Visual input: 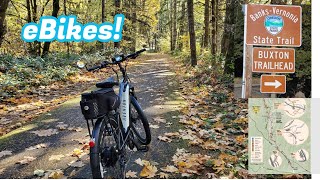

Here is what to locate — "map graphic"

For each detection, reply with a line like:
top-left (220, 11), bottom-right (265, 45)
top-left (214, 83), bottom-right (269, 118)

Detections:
top-left (248, 98), bottom-right (310, 174)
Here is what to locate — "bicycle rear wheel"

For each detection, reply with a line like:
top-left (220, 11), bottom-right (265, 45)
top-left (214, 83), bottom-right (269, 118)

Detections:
top-left (90, 115), bottom-right (126, 179)
top-left (130, 96), bottom-right (151, 145)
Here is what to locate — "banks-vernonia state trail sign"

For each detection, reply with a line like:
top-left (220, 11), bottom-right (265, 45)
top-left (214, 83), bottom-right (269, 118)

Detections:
top-left (246, 4), bottom-right (302, 47)
top-left (241, 4), bottom-right (302, 98)
top-left (252, 48), bottom-right (295, 73)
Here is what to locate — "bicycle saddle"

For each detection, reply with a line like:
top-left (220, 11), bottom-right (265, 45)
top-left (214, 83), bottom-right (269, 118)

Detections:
top-left (96, 77), bottom-right (119, 88)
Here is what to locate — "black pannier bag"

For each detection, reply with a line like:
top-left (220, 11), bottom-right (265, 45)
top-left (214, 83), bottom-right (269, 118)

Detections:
top-left (80, 88), bottom-right (120, 119)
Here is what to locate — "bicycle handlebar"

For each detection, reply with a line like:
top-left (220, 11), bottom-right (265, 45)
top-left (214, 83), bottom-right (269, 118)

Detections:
top-left (86, 49), bottom-right (146, 72)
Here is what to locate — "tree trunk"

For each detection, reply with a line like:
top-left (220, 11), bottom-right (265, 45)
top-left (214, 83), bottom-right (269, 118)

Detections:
top-left (187, 0), bottom-right (197, 66)
top-left (171, 0), bottom-right (177, 51)
top-left (203, 0), bottom-right (209, 48)
top-left (178, 0), bottom-right (186, 50)
top-left (0, 0), bottom-right (10, 47)
top-left (42, 0), bottom-right (60, 57)
top-left (64, 0), bottom-right (70, 57)
top-left (211, 0), bottom-right (216, 56)
top-left (292, 0), bottom-right (302, 5)
top-left (215, 0), bottom-right (219, 52)
top-left (114, 0), bottom-right (121, 49)
top-left (101, 0), bottom-right (105, 49)
top-left (222, 0), bottom-right (236, 75)
top-left (169, 0), bottom-right (173, 51)
top-left (131, 0), bottom-right (137, 52)
top-left (271, 0), bottom-right (286, 4)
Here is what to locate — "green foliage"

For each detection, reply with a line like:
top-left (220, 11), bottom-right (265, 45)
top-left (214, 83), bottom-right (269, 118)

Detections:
top-left (0, 51), bottom-right (110, 99)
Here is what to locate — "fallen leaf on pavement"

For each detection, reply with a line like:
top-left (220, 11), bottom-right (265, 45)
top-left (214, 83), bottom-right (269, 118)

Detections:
top-left (126, 170), bottom-right (137, 178)
top-left (0, 150), bottom-right (12, 158)
top-left (160, 165), bottom-right (178, 173)
top-left (31, 129), bottom-right (58, 137)
top-left (159, 172), bottom-right (169, 179)
top-left (47, 169), bottom-right (65, 179)
top-left (71, 148), bottom-right (84, 157)
top-left (26, 143), bottom-right (49, 151)
top-left (69, 170), bottom-right (76, 177)
top-left (153, 117), bottom-right (166, 123)
top-left (140, 162), bottom-right (158, 178)
top-left (49, 154), bottom-right (65, 161)
top-left (33, 169), bottom-right (45, 177)
top-left (0, 168), bottom-right (5, 174)
top-left (158, 136), bottom-right (172, 142)
top-left (135, 158), bottom-right (144, 166)
top-left (150, 124), bottom-right (160, 129)
top-left (56, 123), bottom-right (68, 130)
top-left (16, 156), bottom-right (36, 165)
top-left (68, 160), bottom-right (85, 168)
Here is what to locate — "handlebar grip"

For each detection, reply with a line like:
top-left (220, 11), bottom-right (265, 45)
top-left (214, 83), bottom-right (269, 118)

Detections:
top-left (136, 48), bottom-right (146, 54)
top-left (87, 65), bottom-right (101, 71)
top-left (125, 49), bottom-right (146, 59)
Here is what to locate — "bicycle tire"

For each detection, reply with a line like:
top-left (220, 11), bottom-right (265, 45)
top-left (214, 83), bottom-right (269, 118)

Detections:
top-left (90, 116), bottom-right (125, 179)
top-left (130, 96), bottom-right (151, 145)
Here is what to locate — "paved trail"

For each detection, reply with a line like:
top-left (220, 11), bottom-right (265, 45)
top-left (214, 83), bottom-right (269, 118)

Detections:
top-left (0, 54), bottom-right (193, 178)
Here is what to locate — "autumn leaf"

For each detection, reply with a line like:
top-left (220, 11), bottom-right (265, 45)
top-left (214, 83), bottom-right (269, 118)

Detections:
top-left (150, 124), bottom-right (160, 129)
top-left (159, 172), bottom-right (169, 179)
top-left (153, 117), bottom-right (166, 123)
top-left (69, 170), bottom-right (76, 177)
top-left (56, 123), bottom-right (68, 130)
top-left (33, 169), bottom-right (45, 177)
top-left (125, 170), bottom-right (137, 178)
top-left (26, 143), bottom-right (49, 151)
top-left (31, 128), bottom-right (58, 137)
top-left (135, 158), bottom-right (144, 166)
top-left (140, 163), bottom-right (158, 178)
top-left (164, 132), bottom-right (180, 137)
top-left (68, 160), bottom-right (85, 168)
top-left (0, 150), bottom-right (12, 158)
top-left (71, 148), bottom-right (84, 157)
top-left (235, 135), bottom-right (246, 144)
top-left (49, 154), bottom-right (65, 161)
top-left (206, 173), bottom-right (217, 179)
top-left (47, 169), bottom-right (65, 179)
top-left (16, 156), bottom-right (36, 165)
top-left (158, 136), bottom-right (172, 142)
top-left (160, 165), bottom-right (178, 173)
top-left (135, 158), bottom-right (150, 166)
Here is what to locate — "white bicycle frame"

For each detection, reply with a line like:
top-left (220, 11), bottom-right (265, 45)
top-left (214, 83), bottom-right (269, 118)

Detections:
top-left (119, 80), bottom-right (130, 133)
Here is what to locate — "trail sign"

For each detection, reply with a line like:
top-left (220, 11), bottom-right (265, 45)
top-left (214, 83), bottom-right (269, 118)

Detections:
top-left (260, 75), bottom-right (286, 94)
top-left (252, 48), bottom-right (295, 73)
top-left (246, 4), bottom-right (302, 47)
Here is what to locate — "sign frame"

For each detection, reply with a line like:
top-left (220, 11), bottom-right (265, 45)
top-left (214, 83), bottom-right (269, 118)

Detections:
top-left (260, 75), bottom-right (286, 94)
top-left (246, 4), bottom-right (302, 47)
top-left (252, 47), bottom-right (295, 73)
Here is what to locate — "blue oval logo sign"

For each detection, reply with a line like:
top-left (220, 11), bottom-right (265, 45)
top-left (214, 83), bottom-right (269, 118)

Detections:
top-left (264, 15), bottom-right (284, 35)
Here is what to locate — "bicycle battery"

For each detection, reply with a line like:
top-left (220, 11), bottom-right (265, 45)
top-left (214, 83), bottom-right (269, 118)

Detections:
top-left (80, 88), bottom-right (120, 119)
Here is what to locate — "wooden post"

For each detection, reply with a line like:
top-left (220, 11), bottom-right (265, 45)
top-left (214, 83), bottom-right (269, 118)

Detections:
top-left (245, 45), bottom-right (253, 98)
top-left (270, 46), bottom-right (277, 98)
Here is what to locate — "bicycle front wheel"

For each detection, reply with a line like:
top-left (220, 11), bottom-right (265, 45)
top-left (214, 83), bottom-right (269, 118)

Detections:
top-left (130, 96), bottom-right (151, 145)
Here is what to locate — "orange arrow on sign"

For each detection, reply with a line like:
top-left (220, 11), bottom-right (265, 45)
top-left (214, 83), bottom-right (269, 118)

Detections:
top-left (260, 75), bottom-right (286, 94)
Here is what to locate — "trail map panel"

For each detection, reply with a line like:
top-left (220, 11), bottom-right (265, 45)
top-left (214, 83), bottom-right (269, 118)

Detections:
top-left (249, 98), bottom-right (310, 174)
top-left (246, 4), bottom-right (302, 47)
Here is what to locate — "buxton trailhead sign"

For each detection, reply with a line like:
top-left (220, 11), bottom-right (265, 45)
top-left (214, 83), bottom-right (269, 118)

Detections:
top-left (252, 48), bottom-right (295, 73)
top-left (246, 4), bottom-right (302, 47)
top-left (241, 4), bottom-right (302, 98)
